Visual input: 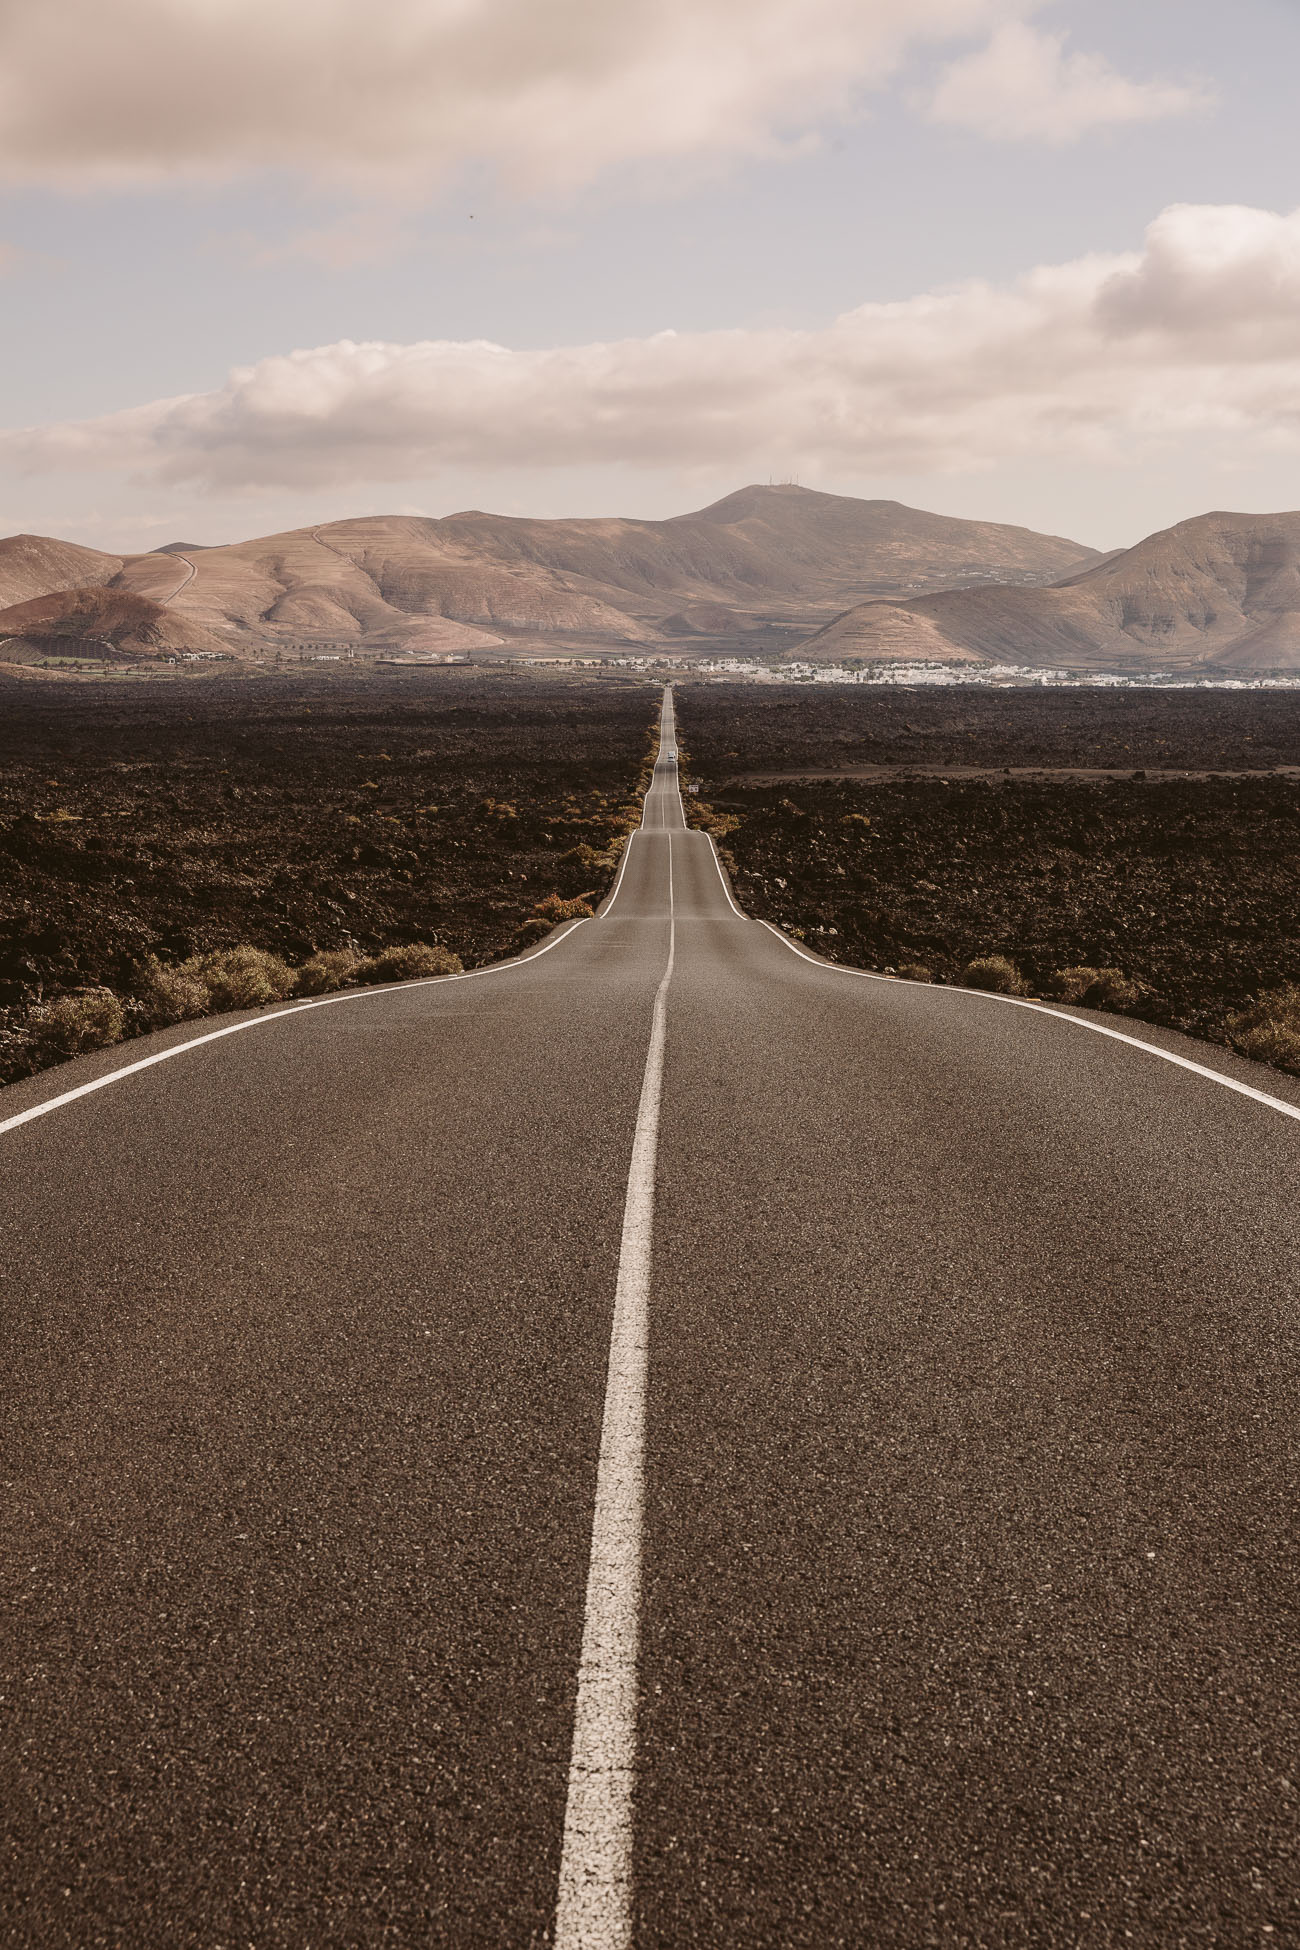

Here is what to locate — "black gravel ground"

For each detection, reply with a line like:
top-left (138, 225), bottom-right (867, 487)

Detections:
top-left (676, 684), bottom-right (1300, 1047)
top-left (0, 668), bottom-right (657, 1080)
top-left (677, 681), bottom-right (1300, 773)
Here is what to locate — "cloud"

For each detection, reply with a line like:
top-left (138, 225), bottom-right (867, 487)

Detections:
top-left (0, 0), bottom-right (1067, 194)
top-left (925, 19), bottom-right (1209, 143)
top-left (8, 203), bottom-right (1300, 491)
top-left (1095, 204), bottom-right (1300, 345)
top-left (214, 209), bottom-right (422, 272)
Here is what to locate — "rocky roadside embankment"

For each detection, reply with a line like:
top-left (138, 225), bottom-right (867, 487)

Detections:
top-left (0, 670), bottom-right (658, 1085)
top-left (678, 685), bottom-right (1300, 1073)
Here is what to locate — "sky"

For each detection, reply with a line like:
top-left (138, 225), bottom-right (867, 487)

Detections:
top-left (2, 0), bottom-right (1300, 553)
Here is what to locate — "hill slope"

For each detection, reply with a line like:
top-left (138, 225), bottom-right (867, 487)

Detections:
top-left (0, 487), bottom-right (1100, 657)
top-left (678, 486), bottom-right (1094, 606)
top-left (0, 535), bottom-right (123, 610)
top-left (0, 586), bottom-right (235, 660)
top-left (800, 512), bottom-right (1300, 671)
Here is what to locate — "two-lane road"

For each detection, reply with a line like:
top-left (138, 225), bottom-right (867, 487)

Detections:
top-left (3, 690), bottom-right (1297, 1945)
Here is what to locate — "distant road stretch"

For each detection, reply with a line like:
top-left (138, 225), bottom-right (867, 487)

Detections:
top-left (3, 690), bottom-right (1297, 1947)
top-left (168, 556), bottom-right (197, 600)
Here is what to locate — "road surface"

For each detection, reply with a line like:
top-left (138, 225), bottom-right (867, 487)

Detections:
top-left (161, 555), bottom-right (198, 604)
top-left (3, 690), bottom-right (1297, 1946)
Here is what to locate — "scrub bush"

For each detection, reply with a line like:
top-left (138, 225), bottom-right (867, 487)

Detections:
top-left (186, 945), bottom-right (296, 1010)
top-left (354, 942), bottom-right (462, 983)
top-left (531, 893), bottom-right (595, 924)
top-left (960, 955), bottom-right (1030, 996)
top-left (1081, 967), bottom-right (1144, 1012)
top-left (1044, 964), bottom-right (1144, 1011)
top-left (32, 989), bottom-right (125, 1056)
top-left (1226, 985), bottom-right (1300, 1074)
top-left (136, 955), bottom-right (210, 1024)
top-left (294, 949), bottom-right (364, 995)
top-left (1043, 964), bottom-right (1099, 1003)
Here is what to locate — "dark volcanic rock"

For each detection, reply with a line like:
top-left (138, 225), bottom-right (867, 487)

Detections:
top-left (0, 669), bottom-right (655, 1080)
top-left (678, 684), bottom-right (1300, 1050)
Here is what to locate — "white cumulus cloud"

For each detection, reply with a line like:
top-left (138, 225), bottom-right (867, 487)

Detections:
top-left (7, 204), bottom-right (1300, 491)
top-left (0, 0), bottom-right (1168, 193)
top-left (926, 19), bottom-right (1209, 143)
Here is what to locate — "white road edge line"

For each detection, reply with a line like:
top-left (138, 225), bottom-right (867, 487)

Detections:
top-left (756, 918), bottom-right (1300, 1127)
top-left (704, 832), bottom-right (746, 919)
top-left (2, 687), bottom-right (679, 1136)
top-left (0, 918), bottom-right (589, 1140)
top-left (600, 831), bottom-right (638, 917)
top-left (554, 739), bottom-right (676, 1950)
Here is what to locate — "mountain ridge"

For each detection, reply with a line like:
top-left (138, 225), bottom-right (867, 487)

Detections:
top-left (0, 486), bottom-right (1099, 661)
top-left (800, 510), bottom-right (1300, 671)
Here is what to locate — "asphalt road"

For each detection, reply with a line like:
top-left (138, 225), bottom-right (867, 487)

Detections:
top-left (3, 690), bottom-right (1297, 1947)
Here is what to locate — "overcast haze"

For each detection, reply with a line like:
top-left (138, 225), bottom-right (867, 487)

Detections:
top-left (2, 0), bottom-right (1299, 551)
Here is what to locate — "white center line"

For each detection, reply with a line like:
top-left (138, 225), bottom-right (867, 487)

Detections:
top-left (554, 834), bottom-right (675, 1950)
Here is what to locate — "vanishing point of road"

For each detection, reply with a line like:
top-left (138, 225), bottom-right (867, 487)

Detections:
top-left (3, 690), bottom-right (1297, 1946)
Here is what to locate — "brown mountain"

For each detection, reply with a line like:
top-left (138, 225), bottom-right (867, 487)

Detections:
top-left (665, 486), bottom-right (1096, 609)
top-left (0, 586), bottom-right (233, 660)
top-left (0, 487), bottom-right (1099, 658)
top-left (0, 534), bottom-right (123, 610)
top-left (800, 511), bottom-right (1300, 671)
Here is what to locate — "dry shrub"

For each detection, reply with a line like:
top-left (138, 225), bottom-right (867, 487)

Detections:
top-left (0, 1016), bottom-right (32, 1081)
top-left (512, 918), bottom-right (554, 947)
top-left (961, 954), bottom-right (1030, 996)
top-left (295, 949), bottom-right (363, 995)
top-left (1043, 964), bottom-right (1100, 1003)
top-left (354, 942), bottom-right (462, 984)
top-left (136, 954), bottom-right (210, 1025)
top-left (186, 945), bottom-right (296, 1011)
top-left (896, 963), bottom-right (932, 983)
top-left (1226, 986), bottom-right (1300, 1074)
top-left (1044, 964), bottom-right (1143, 1011)
top-left (561, 842), bottom-right (614, 871)
top-left (531, 893), bottom-right (595, 924)
top-left (32, 988), bottom-right (124, 1057)
top-left (1082, 967), bottom-right (1144, 1012)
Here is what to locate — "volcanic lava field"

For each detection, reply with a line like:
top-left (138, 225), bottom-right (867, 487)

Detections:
top-left (3, 668), bottom-right (1300, 1084)
top-left (677, 683), bottom-right (1300, 1054)
top-left (0, 669), bottom-right (655, 1083)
